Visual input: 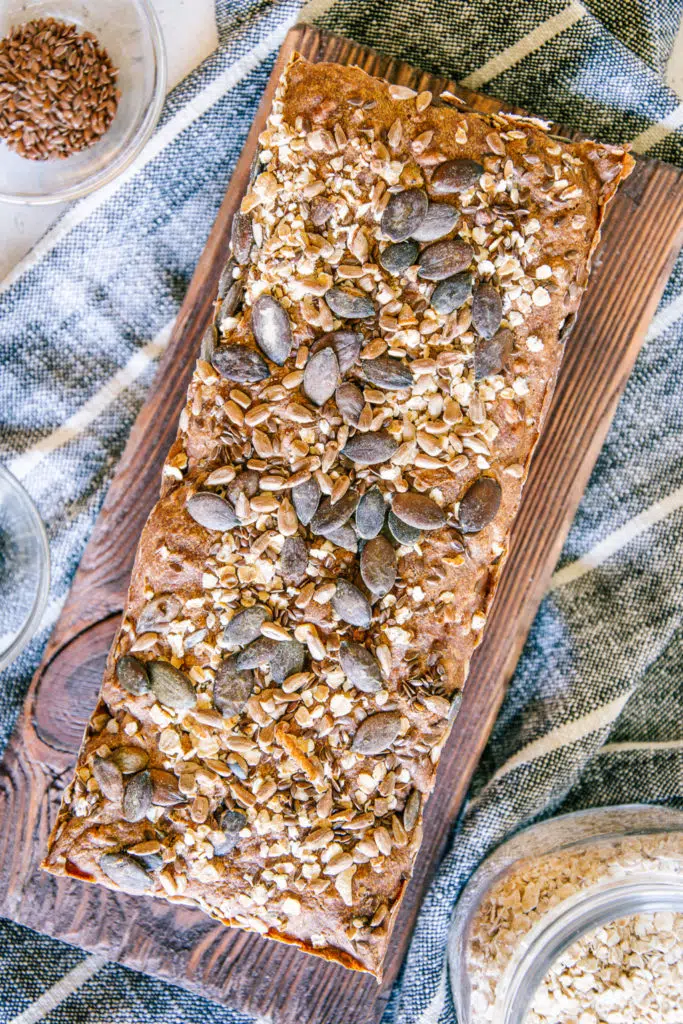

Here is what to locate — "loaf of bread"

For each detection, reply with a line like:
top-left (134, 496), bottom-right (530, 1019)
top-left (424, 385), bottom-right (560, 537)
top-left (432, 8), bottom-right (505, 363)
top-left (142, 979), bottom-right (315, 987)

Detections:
top-left (42, 54), bottom-right (633, 977)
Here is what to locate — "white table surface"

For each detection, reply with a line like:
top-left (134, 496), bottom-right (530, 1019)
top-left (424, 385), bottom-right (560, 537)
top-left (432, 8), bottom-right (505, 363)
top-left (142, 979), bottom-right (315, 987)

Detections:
top-left (0, 0), bottom-right (218, 283)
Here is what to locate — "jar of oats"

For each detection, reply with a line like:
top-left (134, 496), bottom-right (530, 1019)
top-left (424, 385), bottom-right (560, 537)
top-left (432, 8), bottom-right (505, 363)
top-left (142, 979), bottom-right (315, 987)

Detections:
top-left (448, 806), bottom-right (683, 1024)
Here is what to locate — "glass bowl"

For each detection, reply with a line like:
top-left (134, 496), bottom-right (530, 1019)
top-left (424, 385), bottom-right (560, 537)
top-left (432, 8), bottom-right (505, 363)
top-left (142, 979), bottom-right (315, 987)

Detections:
top-left (0, 0), bottom-right (167, 205)
top-left (0, 466), bottom-right (50, 671)
top-left (448, 805), bottom-right (683, 1024)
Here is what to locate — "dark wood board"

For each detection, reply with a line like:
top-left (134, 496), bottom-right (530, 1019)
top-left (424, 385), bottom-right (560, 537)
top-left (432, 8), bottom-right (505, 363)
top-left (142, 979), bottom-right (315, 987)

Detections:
top-left (2, 23), bottom-right (683, 1024)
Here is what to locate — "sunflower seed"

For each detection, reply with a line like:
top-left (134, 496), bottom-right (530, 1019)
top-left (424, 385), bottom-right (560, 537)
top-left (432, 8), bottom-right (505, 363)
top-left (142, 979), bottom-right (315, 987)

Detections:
top-left (150, 769), bottom-right (185, 806)
top-left (115, 655), bottom-right (150, 696)
top-left (324, 522), bottom-right (359, 553)
top-left (475, 328), bottom-right (513, 379)
top-left (381, 188), bottom-right (428, 241)
top-left (351, 711), bottom-right (402, 755)
top-left (92, 756), bottom-right (123, 803)
top-left (292, 476), bottom-right (321, 526)
top-left (224, 605), bottom-right (271, 646)
top-left (213, 655), bottom-right (255, 717)
top-left (403, 789), bottom-right (421, 831)
top-left (332, 580), bottom-right (372, 628)
top-left (431, 158), bottom-right (484, 194)
top-left (326, 288), bottom-right (376, 320)
top-left (379, 240), bottom-right (419, 275)
top-left (231, 211), bottom-right (252, 264)
top-left (212, 344), bottom-right (269, 383)
top-left (310, 330), bottom-right (362, 373)
top-left (217, 258), bottom-right (236, 300)
top-left (339, 641), bottom-right (383, 693)
top-left (200, 324), bottom-right (215, 362)
top-left (360, 535), bottom-right (397, 596)
top-left (137, 593), bottom-right (181, 634)
top-left (251, 295), bottom-right (292, 365)
top-left (458, 476), bottom-right (502, 533)
top-left (431, 272), bottom-right (473, 314)
top-left (342, 430), bottom-right (398, 466)
top-left (355, 486), bottom-right (386, 539)
top-left (147, 661), bottom-right (196, 709)
top-left (111, 747), bottom-right (149, 774)
top-left (387, 510), bottom-right (422, 545)
top-left (418, 239), bottom-right (473, 281)
top-left (187, 492), bottom-right (238, 531)
top-left (100, 852), bottom-right (152, 893)
top-left (471, 283), bottom-right (503, 339)
top-left (361, 355), bottom-right (414, 391)
top-left (411, 202), bottom-right (460, 241)
top-left (123, 770), bottom-right (152, 822)
top-left (212, 808), bottom-right (248, 855)
top-left (311, 490), bottom-right (360, 536)
top-left (281, 536), bottom-right (309, 582)
top-left (216, 278), bottom-right (244, 330)
top-left (226, 470), bottom-right (259, 505)
top-left (392, 492), bottom-right (446, 530)
top-left (303, 347), bottom-right (340, 407)
top-left (335, 382), bottom-right (365, 426)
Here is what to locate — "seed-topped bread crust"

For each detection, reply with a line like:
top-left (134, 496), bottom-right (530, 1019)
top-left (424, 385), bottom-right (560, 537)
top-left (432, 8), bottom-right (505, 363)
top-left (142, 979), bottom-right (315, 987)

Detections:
top-left (42, 55), bottom-right (633, 977)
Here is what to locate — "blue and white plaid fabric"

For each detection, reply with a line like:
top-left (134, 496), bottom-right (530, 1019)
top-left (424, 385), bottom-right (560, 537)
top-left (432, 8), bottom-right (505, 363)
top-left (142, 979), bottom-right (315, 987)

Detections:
top-left (1, 2), bottom-right (682, 1022)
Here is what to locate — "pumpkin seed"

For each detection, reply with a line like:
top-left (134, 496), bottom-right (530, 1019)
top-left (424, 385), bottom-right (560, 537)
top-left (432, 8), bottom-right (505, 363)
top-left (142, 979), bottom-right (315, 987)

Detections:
top-left (418, 239), bottom-right (474, 281)
top-left (92, 756), bottom-right (123, 803)
top-left (381, 188), bottom-right (428, 241)
top-left (310, 330), bottom-right (361, 373)
top-left (115, 655), bottom-right (150, 696)
top-left (111, 746), bottom-right (149, 774)
top-left (387, 510), bottom-right (421, 545)
top-left (361, 355), bottom-right (413, 390)
top-left (150, 769), bottom-right (185, 806)
top-left (411, 202), bottom-right (460, 241)
top-left (231, 211), bottom-right (252, 264)
top-left (223, 605), bottom-right (271, 646)
top-left (280, 535), bottom-right (309, 582)
top-left (212, 808), bottom-right (248, 855)
top-left (355, 486), bottom-right (386, 539)
top-left (360, 535), bottom-right (397, 596)
top-left (351, 711), bottom-right (402, 755)
top-left (431, 271), bottom-right (473, 314)
top-left (122, 770), bottom-right (152, 822)
top-left (431, 158), bottom-right (484, 194)
top-left (403, 789), bottom-right (421, 831)
top-left (458, 476), bottom-right (502, 533)
top-left (339, 641), bottom-right (383, 693)
top-left (100, 852), bottom-right (152, 892)
top-left (137, 593), bottom-right (181, 634)
top-left (332, 579), bottom-right (372, 628)
top-left (251, 295), bottom-right (292, 366)
top-left (392, 492), bottom-right (446, 530)
top-left (147, 661), bottom-right (197, 709)
top-left (303, 347), bottom-right (340, 407)
top-left (269, 640), bottom-right (305, 684)
top-left (186, 492), bottom-right (238, 532)
top-left (213, 655), bottom-right (255, 717)
top-left (324, 522), bottom-right (359, 553)
top-left (217, 258), bottom-right (236, 300)
top-left (310, 490), bottom-right (360, 536)
top-left (200, 323), bottom-right (215, 362)
top-left (335, 382), bottom-right (364, 426)
top-left (292, 476), bottom-right (321, 526)
top-left (471, 283), bottom-right (503, 339)
top-left (379, 240), bottom-right (419, 275)
top-left (475, 328), bottom-right (513, 379)
top-left (325, 287), bottom-right (376, 320)
top-left (212, 343), bottom-right (270, 383)
top-left (342, 429), bottom-right (398, 466)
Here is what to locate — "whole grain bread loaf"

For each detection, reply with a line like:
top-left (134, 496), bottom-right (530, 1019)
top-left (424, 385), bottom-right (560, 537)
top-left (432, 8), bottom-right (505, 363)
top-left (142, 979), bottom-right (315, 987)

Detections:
top-left (42, 54), bottom-right (634, 977)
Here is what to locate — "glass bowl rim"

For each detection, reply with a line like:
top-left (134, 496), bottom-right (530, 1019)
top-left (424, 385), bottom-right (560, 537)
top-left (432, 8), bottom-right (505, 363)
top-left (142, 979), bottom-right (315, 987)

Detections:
top-left (0, 0), bottom-right (167, 206)
top-left (0, 465), bottom-right (51, 672)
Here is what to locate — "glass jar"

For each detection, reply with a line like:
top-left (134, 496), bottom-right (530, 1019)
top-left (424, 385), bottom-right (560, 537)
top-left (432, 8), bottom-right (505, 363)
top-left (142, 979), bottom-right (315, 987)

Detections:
top-left (448, 804), bottom-right (683, 1024)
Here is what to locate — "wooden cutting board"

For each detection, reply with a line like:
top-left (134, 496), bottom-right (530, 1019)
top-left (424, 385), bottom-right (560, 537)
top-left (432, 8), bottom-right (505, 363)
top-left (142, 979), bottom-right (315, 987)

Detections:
top-left (2, 23), bottom-right (683, 1024)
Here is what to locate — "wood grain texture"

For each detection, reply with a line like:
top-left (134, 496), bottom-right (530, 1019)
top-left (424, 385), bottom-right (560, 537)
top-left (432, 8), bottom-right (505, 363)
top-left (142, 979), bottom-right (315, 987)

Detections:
top-left (2, 23), bottom-right (683, 1024)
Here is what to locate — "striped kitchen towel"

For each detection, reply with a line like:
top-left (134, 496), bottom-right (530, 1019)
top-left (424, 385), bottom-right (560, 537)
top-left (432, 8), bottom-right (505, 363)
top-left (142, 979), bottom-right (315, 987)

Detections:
top-left (1, 1), bottom-right (682, 1023)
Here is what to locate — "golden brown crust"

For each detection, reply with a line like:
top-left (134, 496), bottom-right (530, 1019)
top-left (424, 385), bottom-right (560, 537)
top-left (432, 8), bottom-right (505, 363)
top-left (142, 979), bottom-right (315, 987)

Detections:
top-left (42, 55), bottom-right (633, 978)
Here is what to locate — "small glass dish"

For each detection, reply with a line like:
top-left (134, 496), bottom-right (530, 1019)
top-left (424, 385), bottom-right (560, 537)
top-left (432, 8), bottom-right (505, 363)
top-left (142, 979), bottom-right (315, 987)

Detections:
top-left (0, 0), bottom-right (167, 205)
top-left (449, 805), bottom-right (683, 1024)
top-left (0, 466), bottom-right (50, 671)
